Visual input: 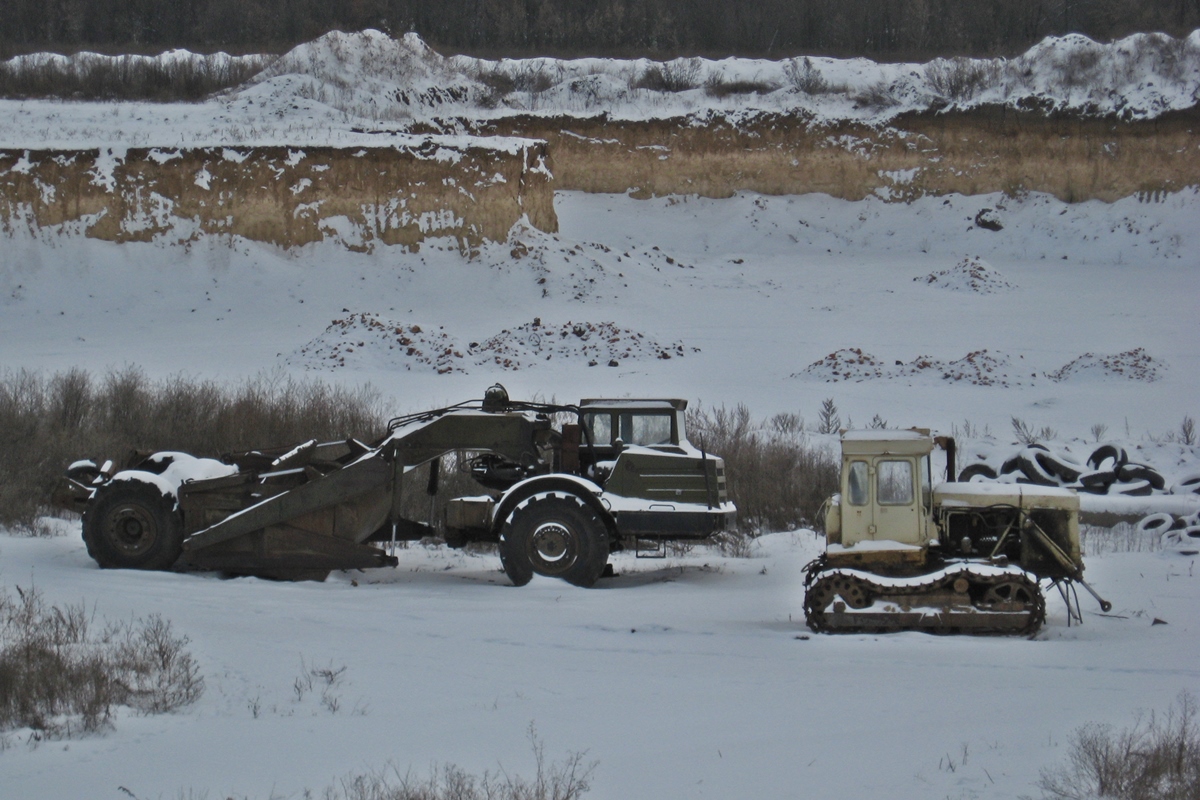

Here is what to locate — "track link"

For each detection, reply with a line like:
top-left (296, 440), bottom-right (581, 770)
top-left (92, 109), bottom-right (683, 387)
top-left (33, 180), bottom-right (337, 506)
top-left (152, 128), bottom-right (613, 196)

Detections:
top-left (803, 558), bottom-right (1046, 636)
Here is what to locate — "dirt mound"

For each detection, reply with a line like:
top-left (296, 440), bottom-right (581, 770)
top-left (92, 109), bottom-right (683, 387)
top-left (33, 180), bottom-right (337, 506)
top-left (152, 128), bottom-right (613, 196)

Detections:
top-left (914, 256), bottom-right (1015, 294)
top-left (289, 314), bottom-right (690, 373)
top-left (290, 314), bottom-right (467, 373)
top-left (472, 319), bottom-right (688, 370)
top-left (796, 347), bottom-right (1021, 386)
top-left (1047, 348), bottom-right (1165, 382)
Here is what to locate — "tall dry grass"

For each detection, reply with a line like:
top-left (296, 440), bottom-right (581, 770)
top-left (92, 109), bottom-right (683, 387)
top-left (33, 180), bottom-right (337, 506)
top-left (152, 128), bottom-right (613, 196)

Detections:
top-left (0, 367), bottom-right (385, 530)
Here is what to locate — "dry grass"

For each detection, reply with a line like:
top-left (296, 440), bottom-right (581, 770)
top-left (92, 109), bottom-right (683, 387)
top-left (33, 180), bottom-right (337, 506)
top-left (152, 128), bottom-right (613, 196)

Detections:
top-left (509, 107), bottom-right (1200, 202)
top-left (1035, 692), bottom-right (1200, 800)
top-left (0, 367), bottom-right (386, 530)
top-left (320, 724), bottom-right (594, 800)
top-left (0, 585), bottom-right (203, 739)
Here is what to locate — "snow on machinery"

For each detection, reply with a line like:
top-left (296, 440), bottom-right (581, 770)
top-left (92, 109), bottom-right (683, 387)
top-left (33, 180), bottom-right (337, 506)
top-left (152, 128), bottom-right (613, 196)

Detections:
top-left (804, 429), bottom-right (1111, 635)
top-left (54, 385), bottom-right (735, 586)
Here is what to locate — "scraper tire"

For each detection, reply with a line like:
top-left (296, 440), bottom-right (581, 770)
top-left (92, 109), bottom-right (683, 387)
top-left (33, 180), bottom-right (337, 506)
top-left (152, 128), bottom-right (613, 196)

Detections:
top-left (500, 494), bottom-right (608, 588)
top-left (83, 481), bottom-right (183, 570)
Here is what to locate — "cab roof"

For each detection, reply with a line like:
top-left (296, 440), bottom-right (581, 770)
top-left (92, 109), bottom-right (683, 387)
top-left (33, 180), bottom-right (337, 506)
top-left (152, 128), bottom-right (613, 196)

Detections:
top-left (579, 399), bottom-right (687, 411)
top-left (841, 428), bottom-right (933, 456)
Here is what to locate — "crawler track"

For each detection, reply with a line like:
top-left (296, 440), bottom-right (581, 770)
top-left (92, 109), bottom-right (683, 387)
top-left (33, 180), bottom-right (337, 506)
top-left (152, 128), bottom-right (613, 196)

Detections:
top-left (803, 558), bottom-right (1046, 636)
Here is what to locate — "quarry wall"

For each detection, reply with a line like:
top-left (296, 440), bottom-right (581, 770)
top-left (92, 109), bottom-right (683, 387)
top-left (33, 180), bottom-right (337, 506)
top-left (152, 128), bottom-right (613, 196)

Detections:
top-left (0, 141), bottom-right (556, 250)
top-left (0, 108), bottom-right (1194, 251)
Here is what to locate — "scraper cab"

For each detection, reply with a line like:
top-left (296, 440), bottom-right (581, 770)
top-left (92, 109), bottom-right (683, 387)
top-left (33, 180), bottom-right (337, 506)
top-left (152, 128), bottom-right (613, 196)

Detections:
top-left (804, 429), bottom-right (1110, 635)
top-left (55, 385), bottom-right (735, 586)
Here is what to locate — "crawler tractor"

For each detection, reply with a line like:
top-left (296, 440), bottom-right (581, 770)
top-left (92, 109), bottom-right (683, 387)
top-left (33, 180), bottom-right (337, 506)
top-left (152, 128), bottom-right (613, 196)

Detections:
top-left (804, 430), bottom-right (1110, 635)
top-left (56, 385), bottom-right (734, 586)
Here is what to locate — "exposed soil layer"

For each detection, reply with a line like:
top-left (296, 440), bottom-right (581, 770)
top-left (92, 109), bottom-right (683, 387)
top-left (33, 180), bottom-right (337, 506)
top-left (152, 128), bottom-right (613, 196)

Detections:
top-left (0, 142), bottom-right (556, 250)
top-left (461, 106), bottom-right (1200, 201)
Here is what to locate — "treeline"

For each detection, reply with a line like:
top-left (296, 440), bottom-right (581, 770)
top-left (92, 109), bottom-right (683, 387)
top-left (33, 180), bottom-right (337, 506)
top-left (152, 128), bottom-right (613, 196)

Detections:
top-left (3, 0), bottom-right (1199, 58)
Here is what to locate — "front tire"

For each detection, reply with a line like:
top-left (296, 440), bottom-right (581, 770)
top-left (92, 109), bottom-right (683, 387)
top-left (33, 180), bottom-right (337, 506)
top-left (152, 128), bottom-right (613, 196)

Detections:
top-left (499, 494), bottom-right (608, 588)
top-left (83, 481), bottom-right (184, 570)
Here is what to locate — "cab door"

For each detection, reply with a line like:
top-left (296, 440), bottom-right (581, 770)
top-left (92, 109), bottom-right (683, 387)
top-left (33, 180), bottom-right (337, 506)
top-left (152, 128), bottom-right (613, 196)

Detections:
top-left (872, 458), bottom-right (921, 544)
top-left (840, 457), bottom-right (922, 546)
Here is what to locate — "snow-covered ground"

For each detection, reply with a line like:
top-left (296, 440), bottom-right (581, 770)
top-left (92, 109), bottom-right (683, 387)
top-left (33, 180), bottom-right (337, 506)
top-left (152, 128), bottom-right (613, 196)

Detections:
top-left (3, 188), bottom-right (1196, 441)
top-left (0, 529), bottom-right (1196, 799)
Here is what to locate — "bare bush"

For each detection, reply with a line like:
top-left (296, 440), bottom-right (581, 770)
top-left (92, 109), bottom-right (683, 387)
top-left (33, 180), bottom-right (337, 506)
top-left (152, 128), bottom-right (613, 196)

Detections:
top-left (323, 723), bottom-right (595, 800)
top-left (852, 80), bottom-right (899, 109)
top-left (1011, 417), bottom-right (1057, 445)
top-left (1058, 47), bottom-right (1103, 89)
top-left (688, 404), bottom-right (838, 533)
top-left (0, 367), bottom-right (386, 530)
top-left (703, 74), bottom-right (778, 98)
top-left (0, 54), bottom-right (270, 101)
top-left (1035, 691), bottom-right (1200, 800)
top-left (783, 57), bottom-right (831, 95)
top-left (631, 59), bottom-right (701, 92)
top-left (925, 57), bottom-right (998, 101)
top-left (1080, 523), bottom-right (1161, 556)
top-left (0, 586), bottom-right (203, 737)
top-left (1179, 416), bottom-right (1196, 447)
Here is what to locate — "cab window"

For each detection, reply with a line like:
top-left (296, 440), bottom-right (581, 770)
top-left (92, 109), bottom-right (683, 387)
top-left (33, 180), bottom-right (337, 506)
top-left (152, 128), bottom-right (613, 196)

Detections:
top-left (584, 413), bottom-right (612, 446)
top-left (847, 461), bottom-right (869, 506)
top-left (877, 460), bottom-right (914, 505)
top-left (623, 413), bottom-right (673, 446)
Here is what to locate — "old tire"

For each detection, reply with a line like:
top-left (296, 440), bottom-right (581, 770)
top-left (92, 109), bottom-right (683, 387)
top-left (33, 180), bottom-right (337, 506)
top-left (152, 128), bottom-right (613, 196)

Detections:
top-left (499, 494), bottom-right (608, 588)
top-left (83, 481), bottom-right (183, 570)
top-left (957, 463), bottom-right (997, 482)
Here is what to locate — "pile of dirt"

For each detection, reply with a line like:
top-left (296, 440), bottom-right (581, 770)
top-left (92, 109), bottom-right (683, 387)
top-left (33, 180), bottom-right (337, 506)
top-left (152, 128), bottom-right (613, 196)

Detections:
top-left (796, 348), bottom-right (1023, 386)
top-left (797, 347), bottom-right (1165, 385)
top-left (288, 314), bottom-right (690, 373)
top-left (914, 256), bottom-right (1015, 294)
top-left (1047, 348), bottom-right (1165, 382)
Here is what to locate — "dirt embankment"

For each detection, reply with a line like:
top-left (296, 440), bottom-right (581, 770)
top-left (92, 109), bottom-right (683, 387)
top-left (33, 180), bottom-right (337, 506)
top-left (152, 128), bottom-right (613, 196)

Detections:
top-left (0, 141), bottom-right (556, 250)
top-left (467, 107), bottom-right (1200, 202)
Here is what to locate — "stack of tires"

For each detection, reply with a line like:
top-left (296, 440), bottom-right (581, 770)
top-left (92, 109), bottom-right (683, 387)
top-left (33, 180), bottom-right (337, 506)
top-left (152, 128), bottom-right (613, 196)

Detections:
top-left (956, 443), bottom-right (1195, 498)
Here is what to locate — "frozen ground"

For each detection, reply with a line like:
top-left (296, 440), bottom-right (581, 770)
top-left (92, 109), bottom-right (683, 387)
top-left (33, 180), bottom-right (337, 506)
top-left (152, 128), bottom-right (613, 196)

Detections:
top-left (0, 528), bottom-right (1196, 799)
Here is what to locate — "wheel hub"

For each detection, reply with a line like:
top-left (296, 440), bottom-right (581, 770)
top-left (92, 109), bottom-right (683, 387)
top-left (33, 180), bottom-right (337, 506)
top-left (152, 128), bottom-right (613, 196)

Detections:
top-left (531, 522), bottom-right (571, 563)
top-left (107, 505), bottom-right (157, 556)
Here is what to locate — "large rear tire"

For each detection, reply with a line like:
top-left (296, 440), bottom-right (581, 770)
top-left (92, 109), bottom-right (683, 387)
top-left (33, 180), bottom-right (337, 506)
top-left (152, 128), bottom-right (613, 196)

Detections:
top-left (82, 481), bottom-right (184, 570)
top-left (499, 494), bottom-right (608, 588)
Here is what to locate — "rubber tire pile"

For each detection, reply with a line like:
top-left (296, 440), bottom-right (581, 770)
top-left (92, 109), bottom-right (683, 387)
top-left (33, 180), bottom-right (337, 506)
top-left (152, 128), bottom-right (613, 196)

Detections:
top-left (957, 443), bottom-right (1196, 498)
top-left (1134, 510), bottom-right (1200, 555)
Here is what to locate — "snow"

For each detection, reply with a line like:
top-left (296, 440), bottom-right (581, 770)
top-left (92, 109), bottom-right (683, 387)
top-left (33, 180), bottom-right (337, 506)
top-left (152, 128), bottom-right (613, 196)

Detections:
top-left (0, 531), bottom-right (1196, 799)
